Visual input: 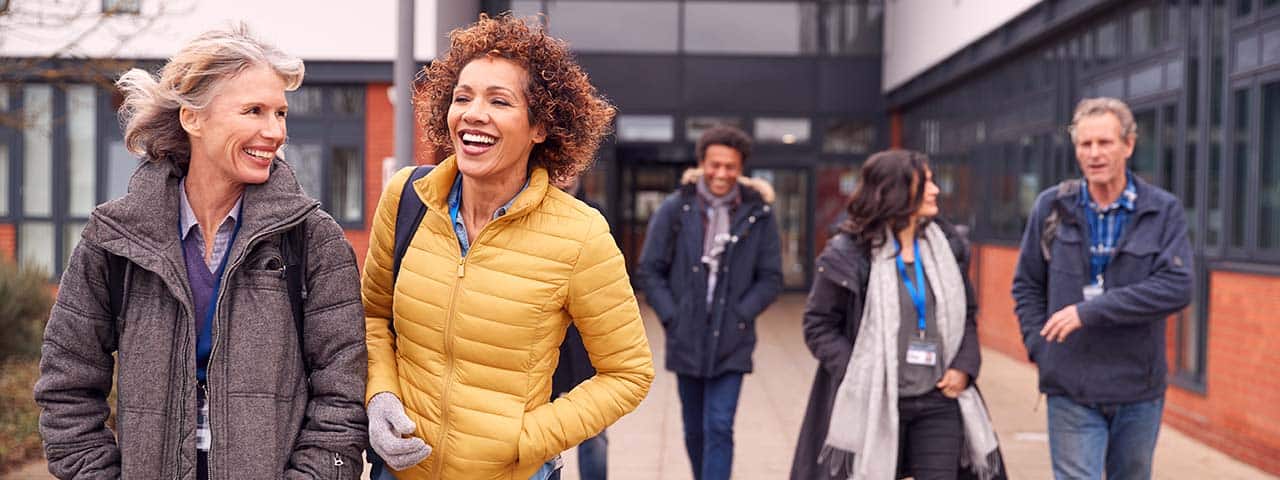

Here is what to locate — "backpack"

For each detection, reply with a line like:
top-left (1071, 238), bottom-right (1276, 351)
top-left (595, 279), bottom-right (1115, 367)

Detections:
top-left (1039, 178), bottom-right (1083, 263)
top-left (385, 164), bottom-right (436, 338)
top-left (106, 217), bottom-right (310, 370)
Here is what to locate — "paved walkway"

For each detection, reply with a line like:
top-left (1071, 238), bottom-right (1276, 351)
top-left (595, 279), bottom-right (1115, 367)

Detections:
top-left (557, 294), bottom-right (1275, 480)
top-left (6, 294), bottom-right (1275, 479)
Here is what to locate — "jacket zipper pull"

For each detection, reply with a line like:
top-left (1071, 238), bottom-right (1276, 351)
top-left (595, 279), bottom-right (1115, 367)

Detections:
top-left (457, 259), bottom-right (465, 278)
top-left (333, 452), bottom-right (344, 467)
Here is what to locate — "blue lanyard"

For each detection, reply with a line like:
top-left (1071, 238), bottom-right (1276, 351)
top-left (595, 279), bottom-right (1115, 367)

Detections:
top-left (182, 208), bottom-right (242, 384)
top-left (893, 238), bottom-right (928, 338)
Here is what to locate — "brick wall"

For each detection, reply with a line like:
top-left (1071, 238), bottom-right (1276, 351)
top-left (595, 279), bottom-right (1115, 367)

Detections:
top-left (349, 82), bottom-right (439, 272)
top-left (972, 244), bottom-right (1028, 361)
top-left (0, 223), bottom-right (14, 261)
top-left (973, 240), bottom-right (1280, 476)
top-left (1162, 271), bottom-right (1280, 475)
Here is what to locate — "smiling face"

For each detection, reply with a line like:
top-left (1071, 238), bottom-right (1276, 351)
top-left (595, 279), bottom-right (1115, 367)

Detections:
top-left (700, 144), bottom-right (744, 197)
top-left (447, 57), bottom-right (546, 182)
top-left (182, 65), bottom-right (288, 186)
top-left (1073, 112), bottom-right (1134, 191)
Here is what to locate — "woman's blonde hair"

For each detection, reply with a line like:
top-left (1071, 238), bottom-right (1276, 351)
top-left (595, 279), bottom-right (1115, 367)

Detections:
top-left (116, 24), bottom-right (304, 166)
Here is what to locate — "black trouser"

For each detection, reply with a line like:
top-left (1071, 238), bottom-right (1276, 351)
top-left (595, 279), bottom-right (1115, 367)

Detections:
top-left (897, 389), bottom-right (964, 480)
top-left (197, 451), bottom-right (208, 480)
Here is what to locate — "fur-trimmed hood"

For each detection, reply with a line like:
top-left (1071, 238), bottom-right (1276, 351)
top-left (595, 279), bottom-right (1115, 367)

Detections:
top-left (679, 167), bottom-right (776, 203)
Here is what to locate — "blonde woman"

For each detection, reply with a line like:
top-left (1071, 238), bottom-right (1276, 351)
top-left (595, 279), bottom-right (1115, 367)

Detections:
top-left (35, 26), bottom-right (367, 479)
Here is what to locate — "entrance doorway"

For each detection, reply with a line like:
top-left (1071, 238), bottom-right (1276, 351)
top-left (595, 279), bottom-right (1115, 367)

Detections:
top-left (615, 145), bottom-right (694, 274)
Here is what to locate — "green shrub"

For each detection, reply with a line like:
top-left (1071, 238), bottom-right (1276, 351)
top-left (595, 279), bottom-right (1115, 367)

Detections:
top-left (0, 258), bottom-right (53, 361)
top-left (0, 358), bottom-right (43, 473)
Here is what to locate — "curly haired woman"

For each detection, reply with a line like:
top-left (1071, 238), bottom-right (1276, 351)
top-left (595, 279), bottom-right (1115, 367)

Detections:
top-left (361, 14), bottom-right (654, 480)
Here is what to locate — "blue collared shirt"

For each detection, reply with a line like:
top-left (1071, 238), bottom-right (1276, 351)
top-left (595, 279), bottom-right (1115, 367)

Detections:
top-left (1080, 173), bottom-right (1138, 286)
top-left (447, 173), bottom-right (527, 257)
top-left (178, 178), bottom-right (243, 272)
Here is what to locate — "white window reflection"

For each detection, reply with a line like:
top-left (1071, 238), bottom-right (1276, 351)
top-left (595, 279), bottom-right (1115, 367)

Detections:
top-left (685, 116), bottom-right (743, 142)
top-left (282, 143), bottom-right (323, 198)
top-left (617, 115), bottom-right (674, 143)
top-left (548, 1), bottom-right (679, 53)
top-left (19, 222), bottom-right (54, 275)
top-left (23, 85), bottom-right (52, 217)
top-left (755, 117), bottom-right (811, 144)
top-left (685, 2), bottom-right (819, 55)
top-left (67, 85), bottom-right (97, 217)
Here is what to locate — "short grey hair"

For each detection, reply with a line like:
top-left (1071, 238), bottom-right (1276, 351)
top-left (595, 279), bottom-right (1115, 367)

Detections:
top-left (116, 24), bottom-right (304, 167)
top-left (1068, 97), bottom-right (1137, 142)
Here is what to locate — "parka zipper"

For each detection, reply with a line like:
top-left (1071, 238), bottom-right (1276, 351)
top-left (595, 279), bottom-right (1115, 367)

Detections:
top-left (203, 207), bottom-right (317, 480)
top-left (333, 451), bottom-right (345, 479)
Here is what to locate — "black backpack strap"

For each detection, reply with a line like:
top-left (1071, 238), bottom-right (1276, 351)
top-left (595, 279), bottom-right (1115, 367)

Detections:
top-left (282, 219), bottom-right (309, 372)
top-left (106, 252), bottom-right (128, 321)
top-left (388, 165), bottom-right (434, 339)
top-left (392, 165), bottom-right (435, 285)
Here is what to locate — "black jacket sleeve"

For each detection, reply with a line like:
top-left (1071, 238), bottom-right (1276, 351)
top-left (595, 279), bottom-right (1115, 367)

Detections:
top-left (637, 197), bottom-right (680, 325)
top-left (1011, 192), bottom-right (1054, 363)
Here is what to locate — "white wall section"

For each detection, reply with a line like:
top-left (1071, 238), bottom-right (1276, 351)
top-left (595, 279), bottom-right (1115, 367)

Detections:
top-left (884, 0), bottom-right (1041, 92)
top-left (0, 0), bottom-right (478, 62)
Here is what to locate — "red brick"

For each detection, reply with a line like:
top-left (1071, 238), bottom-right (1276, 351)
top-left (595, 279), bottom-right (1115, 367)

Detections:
top-left (0, 223), bottom-right (13, 261)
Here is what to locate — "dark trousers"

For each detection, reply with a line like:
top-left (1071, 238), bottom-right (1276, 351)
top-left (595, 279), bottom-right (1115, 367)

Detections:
top-left (676, 373), bottom-right (744, 480)
top-left (897, 389), bottom-right (964, 480)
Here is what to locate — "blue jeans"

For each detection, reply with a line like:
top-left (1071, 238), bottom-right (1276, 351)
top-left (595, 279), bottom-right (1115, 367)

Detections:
top-left (676, 373), bottom-right (744, 480)
top-left (1047, 395), bottom-right (1164, 480)
top-left (577, 430), bottom-right (608, 480)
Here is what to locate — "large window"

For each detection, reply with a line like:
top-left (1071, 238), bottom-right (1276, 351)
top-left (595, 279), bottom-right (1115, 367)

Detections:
top-left (820, 0), bottom-right (882, 56)
top-left (1262, 81), bottom-right (1280, 250)
top-left (684, 2), bottom-right (819, 55)
top-left (12, 84), bottom-right (102, 277)
top-left (547, 1), bottom-right (679, 53)
top-left (283, 85), bottom-right (366, 227)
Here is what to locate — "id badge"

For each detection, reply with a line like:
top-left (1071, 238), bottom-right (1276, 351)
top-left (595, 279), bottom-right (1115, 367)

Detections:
top-left (906, 340), bottom-right (939, 366)
top-left (1082, 283), bottom-right (1104, 301)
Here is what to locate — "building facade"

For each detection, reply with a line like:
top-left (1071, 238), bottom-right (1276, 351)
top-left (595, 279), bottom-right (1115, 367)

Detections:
top-left (0, 0), bottom-right (479, 273)
top-left (886, 0), bottom-right (1280, 474)
top-left (484, 0), bottom-right (887, 290)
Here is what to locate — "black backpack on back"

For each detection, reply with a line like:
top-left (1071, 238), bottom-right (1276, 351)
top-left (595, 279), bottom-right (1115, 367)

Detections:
top-left (385, 164), bottom-right (436, 338)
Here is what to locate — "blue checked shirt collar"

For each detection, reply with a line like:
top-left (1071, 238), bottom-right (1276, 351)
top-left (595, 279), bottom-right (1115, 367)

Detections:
top-left (1080, 172), bottom-right (1138, 285)
top-left (447, 172), bottom-right (527, 257)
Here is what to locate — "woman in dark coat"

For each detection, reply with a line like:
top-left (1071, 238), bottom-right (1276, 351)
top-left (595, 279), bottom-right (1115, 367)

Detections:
top-left (790, 150), bottom-right (1005, 480)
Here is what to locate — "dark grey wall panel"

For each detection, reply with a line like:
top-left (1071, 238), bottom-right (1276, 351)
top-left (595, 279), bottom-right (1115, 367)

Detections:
top-left (682, 58), bottom-right (817, 113)
top-left (577, 55), bottom-right (683, 112)
top-left (817, 58), bottom-right (884, 115)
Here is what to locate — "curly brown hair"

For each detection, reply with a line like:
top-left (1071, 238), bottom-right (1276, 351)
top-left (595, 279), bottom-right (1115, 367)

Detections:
top-left (417, 13), bottom-right (616, 184)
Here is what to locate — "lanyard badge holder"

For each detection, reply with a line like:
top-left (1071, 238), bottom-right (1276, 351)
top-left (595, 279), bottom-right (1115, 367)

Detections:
top-left (896, 239), bottom-right (939, 367)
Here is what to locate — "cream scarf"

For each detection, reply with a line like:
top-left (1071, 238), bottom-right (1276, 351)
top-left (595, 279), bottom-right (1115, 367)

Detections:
top-left (821, 223), bottom-right (1001, 479)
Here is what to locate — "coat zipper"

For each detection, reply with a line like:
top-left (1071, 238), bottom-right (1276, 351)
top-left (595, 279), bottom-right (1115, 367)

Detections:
top-left (203, 207), bottom-right (317, 480)
top-left (430, 207), bottom-right (514, 475)
top-left (333, 451), bottom-right (345, 479)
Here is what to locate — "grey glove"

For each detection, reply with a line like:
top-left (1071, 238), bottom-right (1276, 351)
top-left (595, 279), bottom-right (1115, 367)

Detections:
top-left (367, 392), bottom-right (432, 471)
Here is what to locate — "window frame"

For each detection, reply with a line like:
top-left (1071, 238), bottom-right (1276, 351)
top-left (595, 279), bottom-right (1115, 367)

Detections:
top-left (283, 84), bottom-right (367, 229)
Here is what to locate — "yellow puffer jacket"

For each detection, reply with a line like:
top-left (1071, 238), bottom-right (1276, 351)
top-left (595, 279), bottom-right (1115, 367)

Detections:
top-left (363, 157), bottom-right (655, 479)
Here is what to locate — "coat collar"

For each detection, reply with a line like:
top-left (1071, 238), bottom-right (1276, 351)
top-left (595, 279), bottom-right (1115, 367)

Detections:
top-left (418, 155), bottom-right (550, 223)
top-left (1052, 172), bottom-right (1162, 222)
top-left (85, 157), bottom-right (319, 277)
top-left (678, 167), bottom-right (776, 204)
